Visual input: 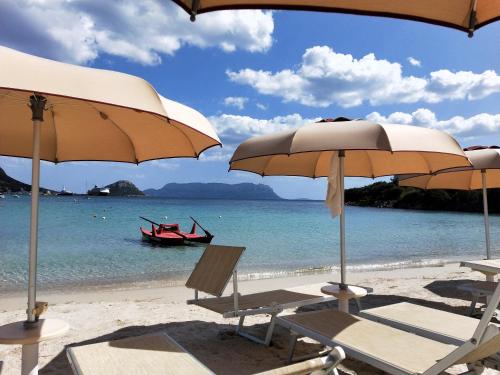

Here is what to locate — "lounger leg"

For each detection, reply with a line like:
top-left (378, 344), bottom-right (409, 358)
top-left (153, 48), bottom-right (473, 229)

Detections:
top-left (236, 315), bottom-right (245, 334)
top-left (287, 332), bottom-right (299, 364)
top-left (355, 298), bottom-right (362, 313)
top-left (468, 294), bottom-right (480, 316)
top-left (263, 313), bottom-right (277, 346)
top-left (236, 313), bottom-right (279, 345)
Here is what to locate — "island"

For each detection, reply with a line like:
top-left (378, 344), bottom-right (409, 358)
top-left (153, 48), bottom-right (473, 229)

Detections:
top-left (104, 180), bottom-right (144, 196)
top-left (345, 179), bottom-right (500, 214)
top-left (144, 182), bottom-right (282, 200)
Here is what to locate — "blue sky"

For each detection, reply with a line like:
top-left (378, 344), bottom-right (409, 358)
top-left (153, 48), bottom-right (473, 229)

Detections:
top-left (1, 1), bottom-right (500, 199)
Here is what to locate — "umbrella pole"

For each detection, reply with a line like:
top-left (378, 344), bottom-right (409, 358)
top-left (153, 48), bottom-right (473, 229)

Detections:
top-left (339, 150), bottom-right (346, 289)
top-left (23, 94), bottom-right (46, 375)
top-left (481, 170), bottom-right (493, 267)
top-left (337, 150), bottom-right (350, 313)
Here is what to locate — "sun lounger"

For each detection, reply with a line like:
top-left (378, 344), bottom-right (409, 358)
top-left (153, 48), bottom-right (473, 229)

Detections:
top-left (186, 245), bottom-right (335, 345)
top-left (359, 302), bottom-right (479, 345)
top-left (276, 282), bottom-right (500, 375)
top-left (67, 332), bottom-right (345, 375)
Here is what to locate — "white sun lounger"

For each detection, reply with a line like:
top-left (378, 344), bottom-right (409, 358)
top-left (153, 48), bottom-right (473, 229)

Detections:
top-left (359, 301), bottom-right (500, 369)
top-left (186, 245), bottom-right (335, 345)
top-left (276, 282), bottom-right (500, 375)
top-left (67, 332), bottom-right (346, 375)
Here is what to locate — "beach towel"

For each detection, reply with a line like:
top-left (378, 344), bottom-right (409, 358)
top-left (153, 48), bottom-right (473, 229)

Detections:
top-left (326, 152), bottom-right (342, 217)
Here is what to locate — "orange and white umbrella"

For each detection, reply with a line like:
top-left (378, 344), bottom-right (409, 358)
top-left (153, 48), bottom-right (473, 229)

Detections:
top-left (400, 147), bottom-right (500, 262)
top-left (0, 46), bottom-right (220, 375)
top-left (230, 118), bottom-right (470, 309)
top-left (175, 0), bottom-right (500, 37)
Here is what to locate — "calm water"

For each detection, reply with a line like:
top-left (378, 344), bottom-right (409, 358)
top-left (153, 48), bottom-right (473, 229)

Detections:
top-left (0, 196), bottom-right (498, 292)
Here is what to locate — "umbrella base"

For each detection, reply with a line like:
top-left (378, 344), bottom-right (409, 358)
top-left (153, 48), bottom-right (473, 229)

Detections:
top-left (0, 319), bottom-right (69, 375)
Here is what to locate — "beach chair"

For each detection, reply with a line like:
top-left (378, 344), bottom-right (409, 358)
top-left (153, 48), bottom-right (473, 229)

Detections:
top-left (186, 245), bottom-right (335, 345)
top-left (276, 282), bottom-right (500, 375)
top-left (67, 332), bottom-right (346, 375)
top-left (358, 301), bottom-right (500, 369)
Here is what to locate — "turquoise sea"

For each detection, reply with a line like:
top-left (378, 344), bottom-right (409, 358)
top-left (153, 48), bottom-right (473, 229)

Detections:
top-left (0, 195), bottom-right (498, 293)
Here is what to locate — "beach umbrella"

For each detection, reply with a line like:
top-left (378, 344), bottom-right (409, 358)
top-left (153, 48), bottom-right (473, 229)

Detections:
top-left (0, 46), bottom-right (220, 375)
top-left (229, 118), bottom-right (470, 308)
top-left (175, 0), bottom-right (500, 36)
top-left (399, 146), bottom-right (500, 267)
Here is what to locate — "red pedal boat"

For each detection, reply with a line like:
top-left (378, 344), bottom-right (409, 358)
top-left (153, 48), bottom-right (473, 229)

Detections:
top-left (140, 216), bottom-right (213, 246)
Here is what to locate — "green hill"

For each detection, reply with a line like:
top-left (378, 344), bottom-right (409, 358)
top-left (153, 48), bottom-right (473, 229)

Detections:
top-left (345, 179), bottom-right (499, 213)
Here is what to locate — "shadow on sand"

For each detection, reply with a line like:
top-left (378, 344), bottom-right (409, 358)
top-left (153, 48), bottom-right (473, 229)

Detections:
top-left (38, 286), bottom-right (479, 375)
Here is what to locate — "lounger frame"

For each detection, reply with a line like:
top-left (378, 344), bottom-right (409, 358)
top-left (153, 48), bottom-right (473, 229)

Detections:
top-left (186, 245), bottom-right (334, 345)
top-left (277, 282), bottom-right (500, 375)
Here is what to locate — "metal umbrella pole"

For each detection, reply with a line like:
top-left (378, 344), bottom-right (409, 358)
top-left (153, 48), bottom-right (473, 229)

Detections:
top-left (481, 170), bottom-right (493, 267)
top-left (23, 94), bottom-right (46, 375)
top-left (338, 150), bottom-right (346, 289)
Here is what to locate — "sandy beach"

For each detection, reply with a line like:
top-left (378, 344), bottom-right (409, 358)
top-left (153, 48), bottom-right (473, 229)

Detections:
top-left (1, 263), bottom-right (498, 375)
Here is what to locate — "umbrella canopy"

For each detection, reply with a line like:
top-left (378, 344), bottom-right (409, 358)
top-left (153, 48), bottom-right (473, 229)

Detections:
top-left (229, 119), bottom-right (470, 310)
top-left (0, 46), bottom-right (221, 162)
top-left (0, 46), bottom-right (220, 375)
top-left (230, 120), bottom-right (470, 178)
top-left (175, 0), bottom-right (500, 36)
top-left (399, 147), bottom-right (500, 262)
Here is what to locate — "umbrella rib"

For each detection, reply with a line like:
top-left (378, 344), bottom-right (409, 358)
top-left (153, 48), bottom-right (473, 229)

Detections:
top-left (151, 113), bottom-right (197, 157)
top-left (86, 102), bottom-right (139, 163)
top-left (364, 150), bottom-right (375, 178)
top-left (312, 151), bottom-right (323, 178)
top-left (49, 107), bottom-right (59, 162)
top-left (419, 152), bottom-right (433, 174)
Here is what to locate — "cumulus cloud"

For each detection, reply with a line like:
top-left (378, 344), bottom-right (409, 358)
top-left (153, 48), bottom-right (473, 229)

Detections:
top-left (407, 57), bottom-right (421, 67)
top-left (223, 97), bottom-right (249, 110)
top-left (367, 109), bottom-right (500, 137)
top-left (227, 46), bottom-right (500, 108)
top-left (256, 103), bottom-right (268, 110)
top-left (199, 113), bottom-right (317, 161)
top-left (0, 0), bottom-right (274, 65)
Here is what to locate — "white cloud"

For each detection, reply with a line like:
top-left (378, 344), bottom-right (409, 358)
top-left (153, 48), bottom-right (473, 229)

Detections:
top-left (223, 97), bottom-right (248, 110)
top-left (367, 109), bottom-right (500, 137)
top-left (228, 45), bottom-right (500, 108)
top-left (407, 57), bottom-right (421, 67)
top-left (0, 0), bottom-right (274, 65)
top-left (199, 113), bottom-right (317, 162)
top-left (256, 103), bottom-right (268, 110)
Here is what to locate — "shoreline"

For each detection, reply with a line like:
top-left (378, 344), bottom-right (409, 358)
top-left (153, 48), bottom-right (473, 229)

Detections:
top-left (0, 255), bottom-right (475, 297)
top-left (1, 262), bottom-right (469, 310)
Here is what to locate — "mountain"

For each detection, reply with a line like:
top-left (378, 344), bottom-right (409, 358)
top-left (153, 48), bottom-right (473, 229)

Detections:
top-left (105, 180), bottom-right (144, 196)
top-left (0, 167), bottom-right (34, 193)
top-left (144, 182), bottom-right (282, 200)
top-left (345, 180), bottom-right (500, 213)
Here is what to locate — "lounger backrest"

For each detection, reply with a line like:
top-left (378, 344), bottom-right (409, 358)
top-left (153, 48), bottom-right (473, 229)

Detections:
top-left (453, 281), bottom-right (500, 365)
top-left (186, 245), bottom-right (245, 297)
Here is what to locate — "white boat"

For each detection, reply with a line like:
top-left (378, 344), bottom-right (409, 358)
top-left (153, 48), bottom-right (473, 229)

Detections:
top-left (57, 186), bottom-right (74, 196)
top-left (87, 185), bottom-right (110, 196)
top-left (0, 193), bottom-right (5, 199)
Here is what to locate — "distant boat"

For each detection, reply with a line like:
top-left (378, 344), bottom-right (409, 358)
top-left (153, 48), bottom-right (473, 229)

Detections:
top-left (57, 186), bottom-right (74, 196)
top-left (0, 194), bottom-right (5, 199)
top-left (12, 194), bottom-right (20, 198)
top-left (87, 185), bottom-right (110, 196)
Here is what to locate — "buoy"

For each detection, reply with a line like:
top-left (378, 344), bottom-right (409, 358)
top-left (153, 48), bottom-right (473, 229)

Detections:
top-left (164, 216), bottom-right (168, 219)
top-left (102, 216), bottom-right (106, 220)
top-left (219, 215), bottom-right (222, 219)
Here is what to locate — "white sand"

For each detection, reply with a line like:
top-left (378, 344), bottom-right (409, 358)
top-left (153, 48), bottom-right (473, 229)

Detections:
top-left (1, 263), bottom-right (498, 374)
